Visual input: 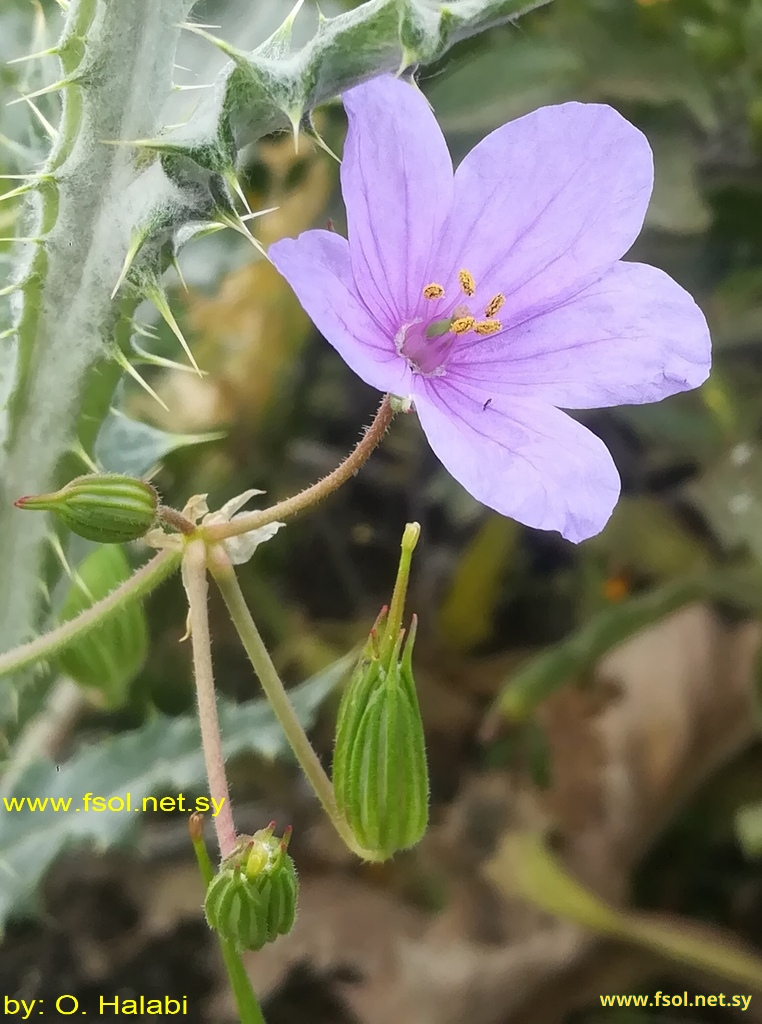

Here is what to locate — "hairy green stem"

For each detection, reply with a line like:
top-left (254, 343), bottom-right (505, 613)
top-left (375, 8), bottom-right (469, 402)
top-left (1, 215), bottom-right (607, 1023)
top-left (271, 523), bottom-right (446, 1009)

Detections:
top-left (204, 395), bottom-right (394, 544)
top-left (208, 544), bottom-right (374, 860)
top-left (0, 549), bottom-right (180, 681)
top-left (183, 539), bottom-right (237, 859)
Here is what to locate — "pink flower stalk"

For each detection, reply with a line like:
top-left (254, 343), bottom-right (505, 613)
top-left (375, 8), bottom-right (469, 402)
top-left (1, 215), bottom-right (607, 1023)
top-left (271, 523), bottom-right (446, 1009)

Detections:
top-left (269, 76), bottom-right (711, 542)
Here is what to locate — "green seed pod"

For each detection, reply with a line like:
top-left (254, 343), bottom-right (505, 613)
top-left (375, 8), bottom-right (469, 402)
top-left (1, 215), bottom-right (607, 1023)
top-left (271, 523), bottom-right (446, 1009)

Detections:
top-left (332, 524), bottom-right (429, 861)
top-left (205, 825), bottom-right (298, 951)
top-left (204, 868), bottom-right (268, 952)
top-left (57, 545), bottom-right (149, 708)
top-left (14, 473), bottom-right (158, 543)
top-left (241, 824), bottom-right (299, 943)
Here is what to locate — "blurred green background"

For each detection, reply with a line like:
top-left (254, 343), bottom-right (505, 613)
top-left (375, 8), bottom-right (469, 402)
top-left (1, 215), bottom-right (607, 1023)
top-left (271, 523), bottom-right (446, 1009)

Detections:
top-left (6, 0), bottom-right (762, 1021)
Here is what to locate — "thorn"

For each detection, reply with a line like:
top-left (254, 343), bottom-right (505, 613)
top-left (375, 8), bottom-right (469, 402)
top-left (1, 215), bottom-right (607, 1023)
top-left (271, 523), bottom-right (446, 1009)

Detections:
top-left (111, 230), bottom-right (148, 299)
top-left (132, 321), bottom-right (161, 340)
top-left (7, 78), bottom-right (73, 107)
top-left (7, 47), bottom-right (60, 65)
top-left (174, 63), bottom-right (192, 73)
top-left (22, 97), bottom-right (58, 141)
top-left (178, 24), bottom-right (244, 63)
top-left (287, 110), bottom-right (301, 155)
top-left (0, 283), bottom-right (20, 297)
top-left (0, 327), bottom-right (16, 340)
top-left (214, 208), bottom-right (270, 260)
top-left (0, 181), bottom-right (42, 204)
top-left (240, 205), bottom-right (279, 222)
top-left (169, 251), bottom-right (188, 292)
top-left (172, 82), bottom-right (213, 93)
top-left (113, 347), bottom-right (170, 411)
top-left (0, 236), bottom-right (43, 244)
top-left (130, 339), bottom-right (205, 375)
top-left (143, 279), bottom-right (202, 376)
top-left (301, 113), bottom-right (340, 163)
top-left (53, 0), bottom-right (70, 9)
top-left (0, 174), bottom-right (45, 180)
top-left (70, 442), bottom-right (99, 472)
top-left (264, 0), bottom-right (305, 49)
top-left (223, 169), bottom-right (252, 215)
top-left (48, 533), bottom-right (91, 598)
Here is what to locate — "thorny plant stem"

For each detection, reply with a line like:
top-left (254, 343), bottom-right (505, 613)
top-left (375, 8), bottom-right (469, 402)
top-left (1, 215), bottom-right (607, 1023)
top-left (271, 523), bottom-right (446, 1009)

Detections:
top-left (0, 549), bottom-right (181, 680)
top-left (208, 544), bottom-right (376, 860)
top-left (203, 394), bottom-right (395, 544)
top-left (183, 540), bottom-right (237, 859)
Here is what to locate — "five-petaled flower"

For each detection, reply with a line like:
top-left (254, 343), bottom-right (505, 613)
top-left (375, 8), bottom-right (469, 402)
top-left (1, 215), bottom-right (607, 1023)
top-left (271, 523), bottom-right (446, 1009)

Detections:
top-left (269, 76), bottom-right (711, 542)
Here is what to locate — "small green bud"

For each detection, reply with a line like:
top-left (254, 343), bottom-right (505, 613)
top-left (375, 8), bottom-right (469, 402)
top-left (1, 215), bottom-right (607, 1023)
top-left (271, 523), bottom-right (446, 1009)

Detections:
top-left (14, 473), bottom-right (159, 543)
top-left (204, 868), bottom-right (268, 952)
top-left (332, 524), bottom-right (429, 860)
top-left (204, 824), bottom-right (298, 951)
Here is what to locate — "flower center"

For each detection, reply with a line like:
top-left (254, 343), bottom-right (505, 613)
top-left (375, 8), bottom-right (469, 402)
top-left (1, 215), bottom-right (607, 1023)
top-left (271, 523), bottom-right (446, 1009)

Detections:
top-left (397, 269), bottom-right (504, 375)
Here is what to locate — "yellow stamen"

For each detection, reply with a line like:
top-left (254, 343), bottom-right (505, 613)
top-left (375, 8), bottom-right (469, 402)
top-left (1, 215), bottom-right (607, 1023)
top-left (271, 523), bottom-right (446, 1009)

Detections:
top-left (484, 293), bottom-right (505, 318)
top-left (423, 283), bottom-right (445, 300)
top-left (474, 320), bottom-right (501, 335)
top-left (458, 269), bottom-right (476, 297)
top-left (451, 316), bottom-right (476, 335)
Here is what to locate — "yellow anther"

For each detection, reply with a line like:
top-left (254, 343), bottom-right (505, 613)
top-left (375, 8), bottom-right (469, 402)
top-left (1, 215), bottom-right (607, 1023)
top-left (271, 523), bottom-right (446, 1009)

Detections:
top-left (451, 316), bottom-right (476, 335)
top-left (423, 283), bottom-right (445, 300)
top-left (474, 320), bottom-right (502, 336)
top-left (484, 293), bottom-right (505, 318)
top-left (458, 269), bottom-right (476, 297)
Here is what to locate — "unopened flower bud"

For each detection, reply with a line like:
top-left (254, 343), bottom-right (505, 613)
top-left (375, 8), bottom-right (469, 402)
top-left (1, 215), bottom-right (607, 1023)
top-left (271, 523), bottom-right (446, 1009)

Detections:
top-left (204, 868), bottom-right (268, 952)
top-left (14, 474), bottom-right (159, 543)
top-left (204, 825), bottom-right (298, 951)
top-left (332, 524), bottom-right (429, 860)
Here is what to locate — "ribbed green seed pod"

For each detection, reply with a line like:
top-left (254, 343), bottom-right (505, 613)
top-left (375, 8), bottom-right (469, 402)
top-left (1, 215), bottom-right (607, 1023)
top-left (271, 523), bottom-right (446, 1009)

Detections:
top-left (14, 473), bottom-right (158, 543)
top-left (204, 868), bottom-right (268, 952)
top-left (332, 523), bottom-right (429, 861)
top-left (204, 824), bottom-right (298, 951)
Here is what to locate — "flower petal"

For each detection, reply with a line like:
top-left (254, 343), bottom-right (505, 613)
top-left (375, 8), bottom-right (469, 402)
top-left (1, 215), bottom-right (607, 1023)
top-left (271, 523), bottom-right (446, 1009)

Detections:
top-left (341, 75), bottom-right (453, 329)
top-left (447, 261), bottom-right (711, 409)
top-left (269, 229), bottom-right (411, 394)
top-left (413, 378), bottom-right (620, 542)
top-left (434, 103), bottom-right (653, 321)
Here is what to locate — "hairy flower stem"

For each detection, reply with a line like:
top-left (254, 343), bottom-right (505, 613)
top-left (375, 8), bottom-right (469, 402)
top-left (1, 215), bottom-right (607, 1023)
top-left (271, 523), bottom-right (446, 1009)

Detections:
top-left (208, 544), bottom-right (376, 860)
top-left (204, 395), bottom-right (395, 544)
top-left (183, 540), bottom-right (236, 859)
top-left (0, 549), bottom-right (181, 681)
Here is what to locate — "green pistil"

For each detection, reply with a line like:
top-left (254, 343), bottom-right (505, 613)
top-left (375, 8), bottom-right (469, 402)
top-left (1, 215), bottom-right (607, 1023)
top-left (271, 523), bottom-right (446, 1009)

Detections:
top-left (425, 317), bottom-right (453, 339)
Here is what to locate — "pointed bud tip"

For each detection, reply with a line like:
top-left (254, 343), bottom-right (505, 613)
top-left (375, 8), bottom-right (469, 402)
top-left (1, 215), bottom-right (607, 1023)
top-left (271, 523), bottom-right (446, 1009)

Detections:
top-left (402, 522), bottom-right (421, 552)
top-left (188, 812), bottom-right (205, 842)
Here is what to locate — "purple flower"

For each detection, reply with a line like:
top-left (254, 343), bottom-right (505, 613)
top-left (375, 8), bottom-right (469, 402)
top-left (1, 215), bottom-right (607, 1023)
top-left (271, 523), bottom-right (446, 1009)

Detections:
top-left (269, 76), bottom-right (711, 542)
